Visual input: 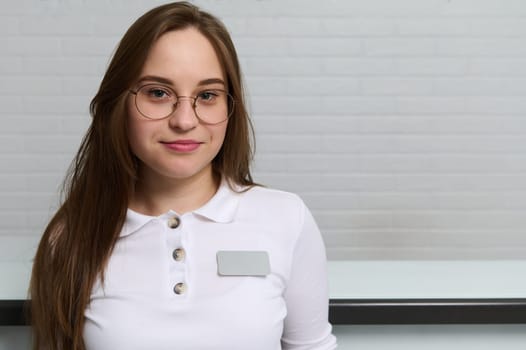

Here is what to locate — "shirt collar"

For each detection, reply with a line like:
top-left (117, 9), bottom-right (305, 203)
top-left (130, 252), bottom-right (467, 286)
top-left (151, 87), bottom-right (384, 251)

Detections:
top-left (120, 209), bottom-right (156, 238)
top-left (120, 179), bottom-right (241, 237)
top-left (193, 179), bottom-right (241, 223)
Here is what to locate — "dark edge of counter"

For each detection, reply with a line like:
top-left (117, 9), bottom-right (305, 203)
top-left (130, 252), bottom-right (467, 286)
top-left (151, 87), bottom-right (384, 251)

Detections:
top-left (1, 300), bottom-right (28, 326)
top-left (2, 298), bottom-right (526, 326)
top-left (329, 298), bottom-right (526, 324)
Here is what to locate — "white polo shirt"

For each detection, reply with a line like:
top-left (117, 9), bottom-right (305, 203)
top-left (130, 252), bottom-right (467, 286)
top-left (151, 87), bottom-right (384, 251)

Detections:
top-left (84, 181), bottom-right (337, 349)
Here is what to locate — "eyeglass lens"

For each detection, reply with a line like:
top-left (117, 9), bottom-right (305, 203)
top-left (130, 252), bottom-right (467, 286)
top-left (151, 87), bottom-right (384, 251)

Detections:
top-left (134, 84), bottom-right (233, 124)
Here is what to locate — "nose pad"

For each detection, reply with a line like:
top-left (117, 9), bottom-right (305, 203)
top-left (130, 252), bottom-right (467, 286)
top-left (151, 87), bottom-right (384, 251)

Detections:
top-left (169, 97), bottom-right (199, 129)
top-left (173, 96), bottom-right (197, 115)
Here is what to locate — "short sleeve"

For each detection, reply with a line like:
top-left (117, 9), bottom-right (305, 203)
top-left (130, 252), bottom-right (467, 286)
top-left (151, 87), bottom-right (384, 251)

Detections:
top-left (281, 201), bottom-right (338, 349)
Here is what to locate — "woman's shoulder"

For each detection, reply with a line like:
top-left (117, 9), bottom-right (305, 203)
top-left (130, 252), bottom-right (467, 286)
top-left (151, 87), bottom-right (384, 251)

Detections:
top-left (235, 184), bottom-right (307, 218)
top-left (243, 184), bottom-right (302, 202)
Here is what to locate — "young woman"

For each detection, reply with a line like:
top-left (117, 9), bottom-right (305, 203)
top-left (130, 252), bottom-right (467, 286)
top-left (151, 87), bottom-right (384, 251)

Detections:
top-left (30, 2), bottom-right (337, 349)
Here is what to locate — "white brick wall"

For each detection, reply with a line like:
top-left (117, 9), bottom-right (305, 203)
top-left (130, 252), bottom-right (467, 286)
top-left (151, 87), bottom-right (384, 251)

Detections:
top-left (1, 0), bottom-right (525, 261)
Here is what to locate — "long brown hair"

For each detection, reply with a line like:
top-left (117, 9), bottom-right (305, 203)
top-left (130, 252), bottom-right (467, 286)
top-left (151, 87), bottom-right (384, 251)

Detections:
top-left (30, 2), bottom-right (255, 349)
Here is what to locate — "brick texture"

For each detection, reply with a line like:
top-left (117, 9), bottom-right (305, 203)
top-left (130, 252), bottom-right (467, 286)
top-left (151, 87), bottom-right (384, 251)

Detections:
top-left (1, 0), bottom-right (525, 261)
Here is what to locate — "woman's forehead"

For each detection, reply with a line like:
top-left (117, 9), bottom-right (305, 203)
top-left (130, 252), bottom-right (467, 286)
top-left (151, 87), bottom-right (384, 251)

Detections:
top-left (140, 28), bottom-right (225, 87)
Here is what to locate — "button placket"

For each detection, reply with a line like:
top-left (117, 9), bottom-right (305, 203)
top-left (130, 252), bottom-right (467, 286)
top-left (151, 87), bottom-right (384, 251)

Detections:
top-left (171, 246), bottom-right (187, 295)
top-left (165, 214), bottom-right (187, 296)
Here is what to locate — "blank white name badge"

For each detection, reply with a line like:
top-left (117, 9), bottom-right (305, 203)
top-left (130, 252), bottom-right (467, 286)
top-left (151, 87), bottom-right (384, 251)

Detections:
top-left (216, 251), bottom-right (270, 276)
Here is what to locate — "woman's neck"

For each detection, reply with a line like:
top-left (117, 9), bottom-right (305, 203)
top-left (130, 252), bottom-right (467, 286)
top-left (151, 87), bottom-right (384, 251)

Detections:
top-left (130, 166), bottom-right (220, 216)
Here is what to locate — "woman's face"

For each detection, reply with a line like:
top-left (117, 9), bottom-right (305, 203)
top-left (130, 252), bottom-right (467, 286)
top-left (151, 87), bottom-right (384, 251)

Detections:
top-left (127, 27), bottom-right (228, 183)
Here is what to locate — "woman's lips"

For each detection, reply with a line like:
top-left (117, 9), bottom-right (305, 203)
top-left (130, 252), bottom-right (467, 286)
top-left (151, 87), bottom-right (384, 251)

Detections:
top-left (162, 140), bottom-right (202, 152)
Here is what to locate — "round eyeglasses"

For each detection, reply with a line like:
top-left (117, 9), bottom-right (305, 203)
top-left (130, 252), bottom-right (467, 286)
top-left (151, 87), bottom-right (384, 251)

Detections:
top-left (129, 84), bottom-right (235, 124)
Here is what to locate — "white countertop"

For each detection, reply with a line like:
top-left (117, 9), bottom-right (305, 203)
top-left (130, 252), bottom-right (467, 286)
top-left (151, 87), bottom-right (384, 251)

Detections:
top-left (327, 260), bottom-right (526, 299)
top-left (1, 260), bottom-right (526, 300)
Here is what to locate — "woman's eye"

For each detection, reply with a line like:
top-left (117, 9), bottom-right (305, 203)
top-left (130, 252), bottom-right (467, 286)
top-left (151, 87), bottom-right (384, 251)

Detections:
top-left (148, 89), bottom-right (169, 99)
top-left (197, 90), bottom-right (219, 102)
top-left (139, 85), bottom-right (172, 100)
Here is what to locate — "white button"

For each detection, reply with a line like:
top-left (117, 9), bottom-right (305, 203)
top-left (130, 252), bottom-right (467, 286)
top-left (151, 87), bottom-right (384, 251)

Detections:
top-left (167, 216), bottom-right (180, 229)
top-left (172, 248), bottom-right (186, 262)
top-left (174, 282), bottom-right (186, 295)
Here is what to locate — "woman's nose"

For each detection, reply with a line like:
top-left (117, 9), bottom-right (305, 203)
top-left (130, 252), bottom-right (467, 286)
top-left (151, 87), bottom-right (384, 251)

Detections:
top-left (168, 97), bottom-right (199, 130)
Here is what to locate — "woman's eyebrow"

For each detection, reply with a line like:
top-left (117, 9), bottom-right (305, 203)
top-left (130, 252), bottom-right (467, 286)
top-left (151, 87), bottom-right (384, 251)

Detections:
top-left (136, 76), bottom-right (225, 87)
top-left (197, 78), bottom-right (225, 87)
top-left (136, 75), bottom-right (173, 85)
